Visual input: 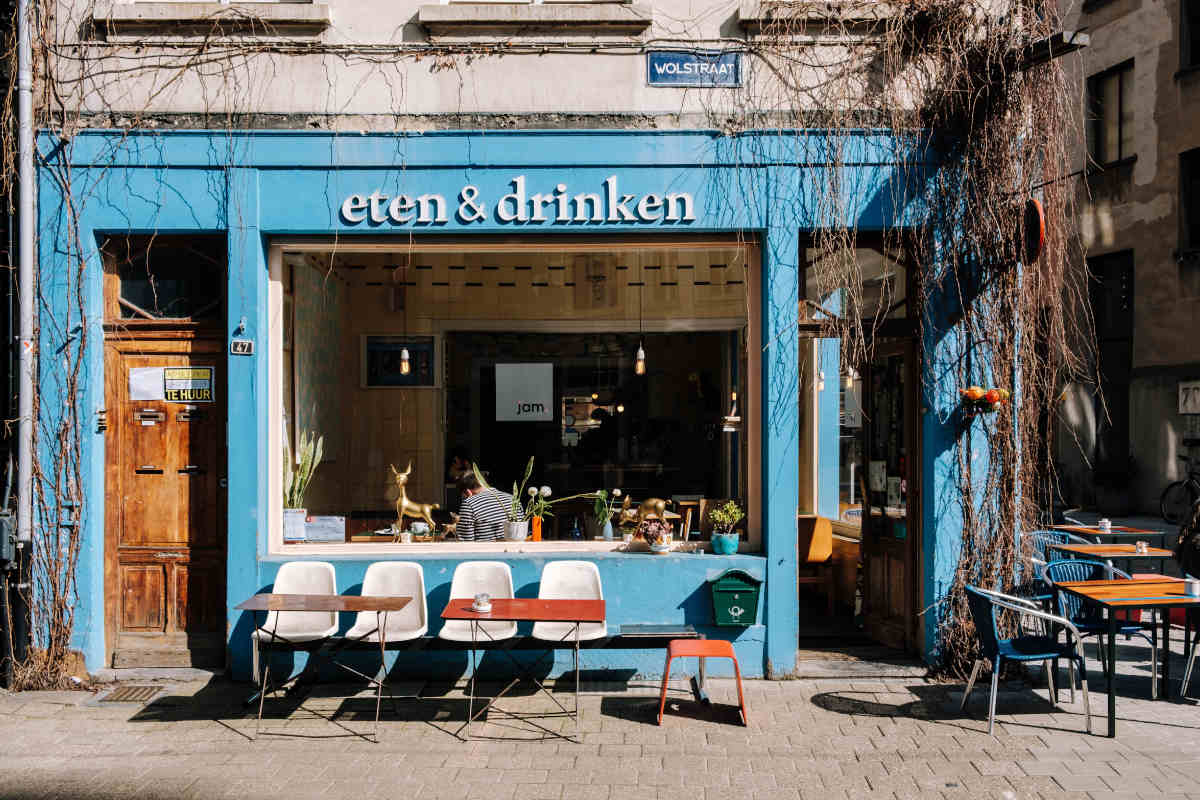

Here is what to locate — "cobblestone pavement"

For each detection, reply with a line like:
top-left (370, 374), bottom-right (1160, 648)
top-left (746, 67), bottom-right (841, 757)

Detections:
top-left (3, 638), bottom-right (1200, 800)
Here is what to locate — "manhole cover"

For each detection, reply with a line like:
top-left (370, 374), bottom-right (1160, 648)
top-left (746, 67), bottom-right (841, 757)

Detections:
top-left (99, 685), bottom-right (161, 703)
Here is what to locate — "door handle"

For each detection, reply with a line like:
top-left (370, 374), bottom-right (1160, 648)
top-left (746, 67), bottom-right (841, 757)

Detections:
top-left (154, 552), bottom-right (185, 559)
top-left (177, 465), bottom-right (206, 475)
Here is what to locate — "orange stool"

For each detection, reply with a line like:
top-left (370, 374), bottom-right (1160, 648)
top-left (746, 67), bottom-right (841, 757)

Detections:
top-left (657, 639), bottom-right (747, 725)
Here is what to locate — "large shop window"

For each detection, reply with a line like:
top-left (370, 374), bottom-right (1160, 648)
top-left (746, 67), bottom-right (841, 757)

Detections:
top-left (269, 238), bottom-right (759, 553)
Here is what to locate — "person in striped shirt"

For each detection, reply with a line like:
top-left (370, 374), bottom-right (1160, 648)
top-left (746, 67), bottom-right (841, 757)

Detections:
top-left (454, 472), bottom-right (520, 541)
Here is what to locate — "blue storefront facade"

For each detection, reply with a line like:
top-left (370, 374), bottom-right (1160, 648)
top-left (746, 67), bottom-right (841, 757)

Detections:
top-left (37, 128), bottom-right (966, 679)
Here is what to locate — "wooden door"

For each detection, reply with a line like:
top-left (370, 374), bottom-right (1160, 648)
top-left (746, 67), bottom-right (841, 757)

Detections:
top-left (859, 340), bottom-right (921, 652)
top-left (105, 337), bottom-right (226, 667)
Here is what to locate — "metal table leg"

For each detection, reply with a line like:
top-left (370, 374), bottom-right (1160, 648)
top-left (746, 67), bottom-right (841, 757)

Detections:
top-left (1107, 613), bottom-right (1117, 738)
top-left (574, 621), bottom-right (581, 735)
top-left (1162, 609), bottom-right (1171, 700)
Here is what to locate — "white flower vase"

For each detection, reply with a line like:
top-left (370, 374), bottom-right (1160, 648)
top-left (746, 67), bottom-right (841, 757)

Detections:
top-left (505, 520), bottom-right (529, 541)
top-left (283, 508), bottom-right (307, 542)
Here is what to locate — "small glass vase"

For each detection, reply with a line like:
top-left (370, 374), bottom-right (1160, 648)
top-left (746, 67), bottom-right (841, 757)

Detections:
top-left (602, 520), bottom-right (614, 541)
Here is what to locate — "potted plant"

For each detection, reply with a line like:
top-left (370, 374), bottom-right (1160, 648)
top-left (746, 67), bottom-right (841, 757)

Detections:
top-left (283, 430), bottom-right (323, 542)
top-left (591, 488), bottom-right (622, 541)
top-left (708, 500), bottom-right (745, 554)
top-left (638, 517), bottom-right (673, 554)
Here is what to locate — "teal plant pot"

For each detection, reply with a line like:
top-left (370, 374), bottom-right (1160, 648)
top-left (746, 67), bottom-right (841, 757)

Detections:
top-left (711, 532), bottom-right (739, 555)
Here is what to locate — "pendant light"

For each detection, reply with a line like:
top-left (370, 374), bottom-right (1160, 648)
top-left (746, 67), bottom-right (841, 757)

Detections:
top-left (634, 281), bottom-right (646, 375)
top-left (399, 259), bottom-right (411, 375)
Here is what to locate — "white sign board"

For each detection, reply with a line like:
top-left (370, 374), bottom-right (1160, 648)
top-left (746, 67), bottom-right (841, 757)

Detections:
top-left (1181, 380), bottom-right (1200, 415)
top-left (128, 367), bottom-right (165, 401)
top-left (495, 363), bottom-right (554, 422)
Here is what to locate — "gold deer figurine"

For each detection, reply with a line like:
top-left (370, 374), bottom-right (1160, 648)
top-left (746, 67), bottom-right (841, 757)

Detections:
top-left (390, 462), bottom-right (440, 533)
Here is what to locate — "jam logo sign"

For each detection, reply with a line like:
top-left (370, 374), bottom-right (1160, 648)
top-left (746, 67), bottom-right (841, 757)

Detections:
top-left (495, 363), bottom-right (554, 422)
top-left (163, 367), bottom-right (214, 403)
top-left (647, 50), bottom-right (741, 88)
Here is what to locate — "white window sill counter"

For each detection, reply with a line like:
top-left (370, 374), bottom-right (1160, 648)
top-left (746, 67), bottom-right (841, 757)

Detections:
top-left (268, 540), bottom-right (760, 558)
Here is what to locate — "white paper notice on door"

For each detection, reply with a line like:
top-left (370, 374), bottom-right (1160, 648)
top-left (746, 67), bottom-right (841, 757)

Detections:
top-left (129, 367), bottom-right (165, 401)
top-left (869, 460), bottom-right (887, 492)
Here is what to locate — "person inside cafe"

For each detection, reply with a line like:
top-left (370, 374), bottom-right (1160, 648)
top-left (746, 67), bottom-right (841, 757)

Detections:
top-left (453, 471), bottom-right (519, 542)
top-left (447, 447), bottom-right (474, 482)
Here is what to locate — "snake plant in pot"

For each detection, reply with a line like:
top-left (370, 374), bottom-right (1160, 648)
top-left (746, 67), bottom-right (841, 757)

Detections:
top-left (283, 430), bottom-right (324, 542)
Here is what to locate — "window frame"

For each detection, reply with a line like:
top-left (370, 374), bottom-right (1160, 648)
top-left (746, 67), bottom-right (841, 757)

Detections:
top-left (266, 236), bottom-right (763, 557)
top-left (1086, 59), bottom-right (1136, 169)
top-left (1182, 147), bottom-right (1200, 254)
top-left (1183, 0), bottom-right (1200, 72)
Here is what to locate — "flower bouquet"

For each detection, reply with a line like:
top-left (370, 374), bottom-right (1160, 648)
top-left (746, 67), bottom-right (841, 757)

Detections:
top-left (960, 385), bottom-right (1011, 416)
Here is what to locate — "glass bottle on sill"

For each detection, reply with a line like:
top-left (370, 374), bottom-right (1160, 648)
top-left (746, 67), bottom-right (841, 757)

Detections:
top-left (571, 516), bottom-right (583, 540)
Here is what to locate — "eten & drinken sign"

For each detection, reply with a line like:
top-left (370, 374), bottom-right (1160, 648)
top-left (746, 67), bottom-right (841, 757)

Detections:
top-left (340, 175), bottom-right (695, 227)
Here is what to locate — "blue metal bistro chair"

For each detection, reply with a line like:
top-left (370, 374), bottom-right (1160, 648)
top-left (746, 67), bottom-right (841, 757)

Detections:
top-left (1044, 559), bottom-right (1158, 698)
top-left (962, 586), bottom-right (1092, 735)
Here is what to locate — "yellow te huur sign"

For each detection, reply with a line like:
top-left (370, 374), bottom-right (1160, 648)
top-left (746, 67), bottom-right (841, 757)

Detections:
top-left (163, 367), bottom-right (214, 403)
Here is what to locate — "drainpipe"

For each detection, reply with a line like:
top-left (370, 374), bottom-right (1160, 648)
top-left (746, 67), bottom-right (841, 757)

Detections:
top-left (17, 0), bottom-right (34, 547)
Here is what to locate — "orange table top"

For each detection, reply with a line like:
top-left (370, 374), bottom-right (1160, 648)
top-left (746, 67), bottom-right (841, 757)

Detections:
top-left (1055, 578), bottom-right (1200, 609)
top-left (1051, 524), bottom-right (1160, 536)
top-left (441, 597), bottom-right (606, 623)
top-left (1049, 543), bottom-right (1174, 559)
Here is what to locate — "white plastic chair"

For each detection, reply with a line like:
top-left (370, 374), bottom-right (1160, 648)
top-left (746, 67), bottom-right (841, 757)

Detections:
top-left (337, 562), bottom-right (429, 731)
top-left (345, 562), bottom-right (428, 643)
top-left (532, 561), bottom-right (607, 642)
top-left (531, 561), bottom-right (607, 726)
top-left (437, 561), bottom-right (517, 642)
top-left (251, 561), bottom-right (338, 682)
top-left (249, 561), bottom-right (338, 737)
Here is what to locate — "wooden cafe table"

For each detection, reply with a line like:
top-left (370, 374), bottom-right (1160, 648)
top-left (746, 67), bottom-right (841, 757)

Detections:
top-left (1054, 578), bottom-right (1200, 737)
top-left (1048, 543), bottom-right (1175, 575)
top-left (236, 593), bottom-right (413, 739)
top-left (441, 597), bottom-right (605, 740)
top-left (1051, 523), bottom-right (1168, 550)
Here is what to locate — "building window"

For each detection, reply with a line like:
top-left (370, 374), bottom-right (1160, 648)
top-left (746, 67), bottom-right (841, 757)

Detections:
top-left (1087, 250), bottom-right (1134, 481)
top-left (1184, 1), bottom-right (1200, 71)
top-left (100, 235), bottom-right (225, 322)
top-left (1184, 148), bottom-right (1200, 252)
top-left (1086, 61), bottom-right (1135, 168)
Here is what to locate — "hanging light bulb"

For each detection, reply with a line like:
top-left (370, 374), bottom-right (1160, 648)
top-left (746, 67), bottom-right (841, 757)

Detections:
top-left (843, 369), bottom-right (854, 389)
top-left (816, 370), bottom-right (826, 391)
top-left (616, 403), bottom-right (625, 414)
top-left (591, 392), bottom-right (599, 401)
top-left (400, 347), bottom-right (411, 375)
top-left (635, 341), bottom-right (646, 376)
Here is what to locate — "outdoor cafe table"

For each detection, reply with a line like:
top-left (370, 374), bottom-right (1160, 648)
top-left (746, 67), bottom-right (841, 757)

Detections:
top-left (235, 593), bottom-right (413, 738)
top-left (441, 597), bottom-right (606, 739)
top-left (1054, 578), bottom-right (1200, 737)
top-left (1052, 524), bottom-right (1168, 550)
top-left (1048, 543), bottom-right (1175, 574)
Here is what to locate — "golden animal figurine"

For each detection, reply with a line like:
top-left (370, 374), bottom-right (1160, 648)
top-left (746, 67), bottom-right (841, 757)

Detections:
top-left (442, 512), bottom-right (460, 538)
top-left (389, 462), bottom-right (440, 532)
top-left (618, 495), bottom-right (679, 528)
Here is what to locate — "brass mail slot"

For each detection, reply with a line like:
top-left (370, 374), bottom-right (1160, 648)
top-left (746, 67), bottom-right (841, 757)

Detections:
top-left (135, 409), bottom-right (166, 424)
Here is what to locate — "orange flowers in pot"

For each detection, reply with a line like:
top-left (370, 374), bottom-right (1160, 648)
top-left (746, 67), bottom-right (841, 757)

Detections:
top-left (960, 386), bottom-right (1010, 414)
